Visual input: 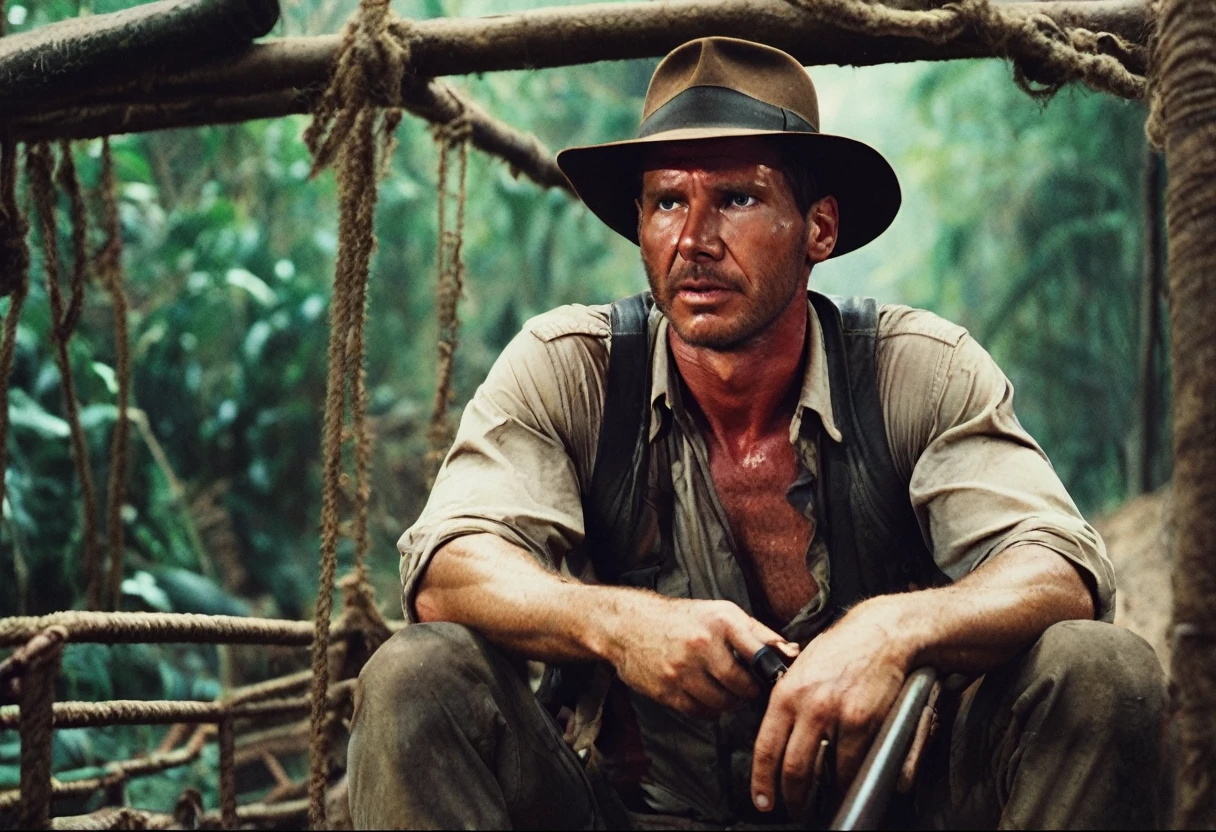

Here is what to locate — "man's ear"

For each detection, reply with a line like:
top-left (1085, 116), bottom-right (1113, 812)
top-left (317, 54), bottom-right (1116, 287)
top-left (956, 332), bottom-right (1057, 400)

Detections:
top-left (806, 195), bottom-right (840, 264)
top-left (635, 198), bottom-right (644, 237)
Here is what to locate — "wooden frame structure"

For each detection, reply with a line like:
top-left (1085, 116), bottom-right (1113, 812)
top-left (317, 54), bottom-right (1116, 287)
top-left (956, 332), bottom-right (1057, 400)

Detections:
top-left (0, 0), bottom-right (1213, 827)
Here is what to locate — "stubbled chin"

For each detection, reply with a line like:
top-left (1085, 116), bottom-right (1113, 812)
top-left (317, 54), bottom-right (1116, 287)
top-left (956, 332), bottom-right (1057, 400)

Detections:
top-left (669, 313), bottom-right (744, 350)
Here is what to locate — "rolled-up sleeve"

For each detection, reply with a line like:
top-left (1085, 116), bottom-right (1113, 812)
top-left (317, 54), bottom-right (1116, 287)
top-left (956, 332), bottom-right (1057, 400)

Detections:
top-left (397, 305), bottom-right (610, 621)
top-left (878, 306), bottom-right (1115, 621)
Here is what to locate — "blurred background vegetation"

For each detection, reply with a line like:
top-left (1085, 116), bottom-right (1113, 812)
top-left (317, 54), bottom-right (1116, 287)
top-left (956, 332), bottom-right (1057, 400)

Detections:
top-left (0, 0), bottom-right (1169, 813)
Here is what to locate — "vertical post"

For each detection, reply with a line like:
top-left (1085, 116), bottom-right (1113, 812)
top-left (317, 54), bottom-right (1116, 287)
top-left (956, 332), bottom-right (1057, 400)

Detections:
top-left (1133, 147), bottom-right (1164, 495)
top-left (17, 630), bottom-right (65, 830)
top-left (217, 715), bottom-right (237, 830)
top-left (1155, 0), bottom-right (1216, 825)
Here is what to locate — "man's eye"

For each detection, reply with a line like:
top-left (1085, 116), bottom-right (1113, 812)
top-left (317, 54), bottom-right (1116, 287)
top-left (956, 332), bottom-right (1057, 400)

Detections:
top-left (729, 195), bottom-right (757, 208)
top-left (657, 198), bottom-right (679, 211)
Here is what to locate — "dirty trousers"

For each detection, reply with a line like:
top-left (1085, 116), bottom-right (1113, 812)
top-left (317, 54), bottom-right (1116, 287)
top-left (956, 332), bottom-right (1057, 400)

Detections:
top-left (347, 620), bottom-right (1167, 830)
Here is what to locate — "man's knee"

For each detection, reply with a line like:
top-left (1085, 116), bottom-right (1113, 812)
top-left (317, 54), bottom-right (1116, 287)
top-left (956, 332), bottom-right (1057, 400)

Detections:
top-left (357, 621), bottom-right (489, 704)
top-left (350, 623), bottom-right (500, 758)
top-left (1023, 619), bottom-right (1167, 733)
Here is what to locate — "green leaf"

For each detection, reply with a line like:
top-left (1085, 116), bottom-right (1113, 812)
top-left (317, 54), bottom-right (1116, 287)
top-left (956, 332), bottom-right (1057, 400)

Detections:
top-left (92, 362), bottom-right (119, 395)
top-left (225, 268), bottom-right (277, 306)
top-left (8, 390), bottom-right (69, 439)
top-left (121, 571), bottom-right (173, 613)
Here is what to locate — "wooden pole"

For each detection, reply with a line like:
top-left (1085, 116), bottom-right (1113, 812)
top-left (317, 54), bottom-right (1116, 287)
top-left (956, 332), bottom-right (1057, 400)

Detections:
top-left (1155, 0), bottom-right (1216, 823)
top-left (5, 0), bottom-right (1150, 131)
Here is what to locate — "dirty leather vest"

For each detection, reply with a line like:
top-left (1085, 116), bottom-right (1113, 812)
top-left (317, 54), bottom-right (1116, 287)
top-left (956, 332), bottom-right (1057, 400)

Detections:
top-left (576, 290), bottom-right (947, 821)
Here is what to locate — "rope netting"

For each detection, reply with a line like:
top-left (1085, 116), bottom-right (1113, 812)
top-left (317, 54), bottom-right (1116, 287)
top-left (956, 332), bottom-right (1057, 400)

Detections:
top-left (0, 0), bottom-right (1180, 827)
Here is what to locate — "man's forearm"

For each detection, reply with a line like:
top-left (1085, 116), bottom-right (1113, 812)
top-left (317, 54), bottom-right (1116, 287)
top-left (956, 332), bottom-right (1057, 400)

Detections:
top-left (852, 544), bottom-right (1096, 676)
top-left (413, 533), bottom-right (636, 664)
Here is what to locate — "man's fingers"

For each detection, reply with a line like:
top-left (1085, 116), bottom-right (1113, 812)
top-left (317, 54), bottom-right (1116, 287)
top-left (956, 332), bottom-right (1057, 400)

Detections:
top-left (678, 669), bottom-right (739, 716)
top-left (780, 718), bottom-right (822, 813)
top-left (751, 700), bottom-right (794, 812)
top-left (834, 704), bottom-right (883, 788)
top-left (834, 724), bottom-right (875, 790)
top-left (708, 646), bottom-right (763, 701)
top-left (723, 615), bottom-right (798, 667)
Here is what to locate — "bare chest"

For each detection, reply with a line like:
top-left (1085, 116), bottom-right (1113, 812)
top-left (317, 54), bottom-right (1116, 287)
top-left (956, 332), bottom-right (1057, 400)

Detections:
top-left (705, 435), bottom-right (817, 624)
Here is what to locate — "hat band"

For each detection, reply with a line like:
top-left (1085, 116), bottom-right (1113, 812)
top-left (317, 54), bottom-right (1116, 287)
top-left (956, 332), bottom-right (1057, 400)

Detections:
top-left (637, 86), bottom-right (818, 139)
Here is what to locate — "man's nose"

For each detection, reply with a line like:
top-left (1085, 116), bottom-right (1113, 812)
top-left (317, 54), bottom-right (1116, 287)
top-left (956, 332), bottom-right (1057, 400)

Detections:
top-left (677, 199), bottom-right (725, 263)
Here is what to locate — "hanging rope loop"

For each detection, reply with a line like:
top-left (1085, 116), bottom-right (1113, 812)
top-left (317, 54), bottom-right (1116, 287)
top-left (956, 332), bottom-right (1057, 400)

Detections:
top-left (425, 113), bottom-right (471, 486)
top-left (303, 0), bottom-right (415, 821)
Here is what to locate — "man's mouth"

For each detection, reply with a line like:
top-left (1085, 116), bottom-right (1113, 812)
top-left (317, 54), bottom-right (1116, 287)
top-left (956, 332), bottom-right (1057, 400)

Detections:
top-left (674, 280), bottom-right (737, 304)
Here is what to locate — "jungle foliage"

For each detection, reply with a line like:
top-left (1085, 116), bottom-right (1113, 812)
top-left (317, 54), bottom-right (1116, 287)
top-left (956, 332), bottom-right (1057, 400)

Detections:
top-left (0, 0), bottom-right (1168, 812)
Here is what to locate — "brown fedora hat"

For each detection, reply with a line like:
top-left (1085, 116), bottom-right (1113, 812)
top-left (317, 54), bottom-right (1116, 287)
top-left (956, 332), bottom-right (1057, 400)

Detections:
top-left (556, 37), bottom-right (901, 258)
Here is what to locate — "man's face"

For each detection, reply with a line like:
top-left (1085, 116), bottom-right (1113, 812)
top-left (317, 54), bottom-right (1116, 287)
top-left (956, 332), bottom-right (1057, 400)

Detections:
top-left (637, 138), bottom-right (834, 351)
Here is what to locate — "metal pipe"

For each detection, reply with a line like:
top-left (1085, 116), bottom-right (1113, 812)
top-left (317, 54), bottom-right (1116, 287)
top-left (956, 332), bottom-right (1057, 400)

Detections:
top-left (830, 666), bottom-right (938, 831)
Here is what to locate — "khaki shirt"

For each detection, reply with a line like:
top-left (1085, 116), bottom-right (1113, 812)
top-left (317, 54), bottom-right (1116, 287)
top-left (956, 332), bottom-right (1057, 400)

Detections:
top-left (399, 300), bottom-right (1114, 625)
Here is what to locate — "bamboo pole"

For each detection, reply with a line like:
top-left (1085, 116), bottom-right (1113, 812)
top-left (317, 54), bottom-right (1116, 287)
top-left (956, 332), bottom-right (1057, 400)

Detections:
top-left (1154, 0), bottom-right (1216, 823)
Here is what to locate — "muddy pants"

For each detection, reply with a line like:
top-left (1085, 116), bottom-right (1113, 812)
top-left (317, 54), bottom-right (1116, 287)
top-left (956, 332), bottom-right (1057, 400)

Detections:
top-left (346, 620), bottom-right (1167, 830)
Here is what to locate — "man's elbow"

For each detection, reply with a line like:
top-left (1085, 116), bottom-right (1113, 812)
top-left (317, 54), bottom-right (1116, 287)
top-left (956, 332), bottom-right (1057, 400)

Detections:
top-left (412, 544), bottom-right (459, 624)
top-left (413, 579), bottom-right (443, 623)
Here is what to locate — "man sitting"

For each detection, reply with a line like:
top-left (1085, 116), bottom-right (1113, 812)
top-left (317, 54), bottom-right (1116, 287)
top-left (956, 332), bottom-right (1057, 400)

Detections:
top-left (348, 37), bottom-right (1166, 830)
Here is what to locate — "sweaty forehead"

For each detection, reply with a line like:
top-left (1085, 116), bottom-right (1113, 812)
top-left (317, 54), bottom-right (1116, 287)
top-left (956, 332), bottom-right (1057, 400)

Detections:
top-left (640, 137), bottom-right (785, 177)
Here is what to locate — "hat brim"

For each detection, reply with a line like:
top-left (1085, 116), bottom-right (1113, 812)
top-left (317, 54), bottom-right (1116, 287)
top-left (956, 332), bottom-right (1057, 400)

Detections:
top-left (556, 127), bottom-right (901, 259)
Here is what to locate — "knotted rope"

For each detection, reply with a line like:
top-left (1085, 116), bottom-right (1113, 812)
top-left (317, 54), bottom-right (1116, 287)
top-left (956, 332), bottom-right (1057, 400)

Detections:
top-left (97, 138), bottom-right (131, 613)
top-left (18, 627), bottom-right (66, 830)
top-left (26, 141), bottom-right (103, 609)
top-left (303, 0), bottom-right (407, 824)
top-left (425, 117), bottom-right (470, 486)
top-left (0, 137), bottom-right (30, 549)
top-left (217, 716), bottom-right (238, 829)
top-left (783, 0), bottom-right (1146, 101)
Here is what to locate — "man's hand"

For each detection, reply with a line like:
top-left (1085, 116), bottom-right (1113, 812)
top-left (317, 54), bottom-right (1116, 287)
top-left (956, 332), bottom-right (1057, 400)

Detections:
top-left (750, 603), bottom-right (908, 813)
top-left (607, 596), bottom-right (798, 719)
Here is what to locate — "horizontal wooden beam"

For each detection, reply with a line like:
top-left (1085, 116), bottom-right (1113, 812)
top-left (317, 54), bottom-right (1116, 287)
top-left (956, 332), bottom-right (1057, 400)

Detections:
top-left (11, 80), bottom-right (572, 193)
top-left (0, 0), bottom-right (278, 105)
top-left (5, 0), bottom-right (1148, 192)
top-left (7, 0), bottom-right (1148, 123)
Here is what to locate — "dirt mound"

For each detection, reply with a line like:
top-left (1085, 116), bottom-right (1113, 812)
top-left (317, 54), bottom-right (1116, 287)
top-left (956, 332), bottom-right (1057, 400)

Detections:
top-left (1095, 487), bottom-right (1173, 667)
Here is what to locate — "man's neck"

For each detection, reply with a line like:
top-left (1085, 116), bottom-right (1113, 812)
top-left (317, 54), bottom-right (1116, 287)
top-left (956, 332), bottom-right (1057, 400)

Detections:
top-left (668, 298), bottom-right (807, 455)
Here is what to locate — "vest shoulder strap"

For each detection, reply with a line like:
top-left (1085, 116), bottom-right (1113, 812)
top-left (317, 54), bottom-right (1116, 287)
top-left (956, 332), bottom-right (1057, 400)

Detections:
top-left (585, 291), bottom-right (653, 583)
top-left (813, 292), bottom-right (941, 609)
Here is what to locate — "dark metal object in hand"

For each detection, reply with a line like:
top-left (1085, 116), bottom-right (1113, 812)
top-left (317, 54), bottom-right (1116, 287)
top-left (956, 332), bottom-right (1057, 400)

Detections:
top-left (749, 645), bottom-right (789, 687)
top-left (829, 666), bottom-right (938, 831)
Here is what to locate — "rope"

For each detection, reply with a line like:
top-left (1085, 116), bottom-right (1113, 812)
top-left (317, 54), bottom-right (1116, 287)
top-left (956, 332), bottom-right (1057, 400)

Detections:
top-left (0, 137), bottom-right (31, 551)
top-left (217, 717), bottom-right (237, 829)
top-left (18, 628), bottom-right (65, 830)
top-left (425, 118), bottom-right (471, 487)
top-left (26, 142), bottom-right (103, 609)
top-left (0, 624), bottom-right (67, 702)
top-left (0, 611), bottom-right (315, 646)
top-left (303, 0), bottom-right (409, 824)
top-left (0, 726), bottom-right (212, 811)
top-left (51, 807), bottom-right (169, 830)
top-left (48, 799), bottom-right (310, 830)
top-left (235, 718), bottom-right (309, 766)
top-left (97, 137), bottom-right (131, 612)
top-left (0, 679), bottom-right (356, 729)
top-left (226, 667), bottom-right (313, 705)
top-left (781, 0), bottom-right (1147, 101)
